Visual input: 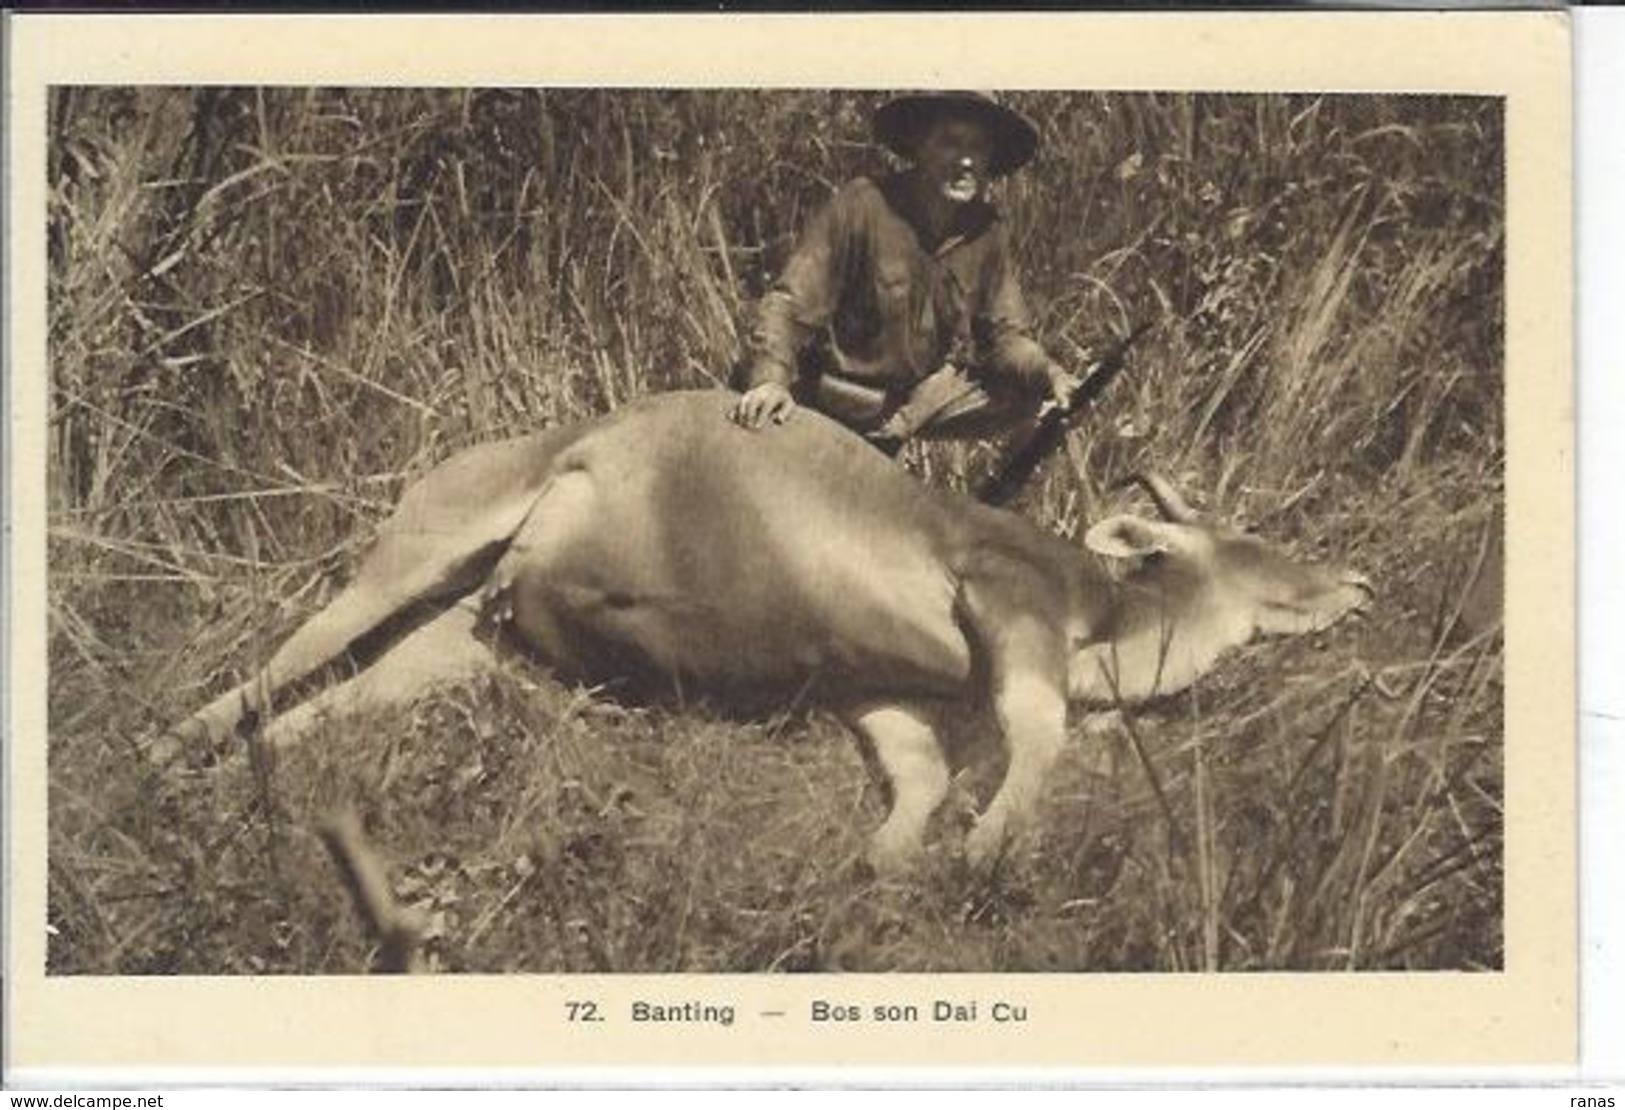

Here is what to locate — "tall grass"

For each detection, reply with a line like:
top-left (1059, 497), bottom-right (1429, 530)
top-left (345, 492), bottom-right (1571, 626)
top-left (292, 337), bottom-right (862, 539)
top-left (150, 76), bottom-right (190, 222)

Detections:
top-left (46, 88), bottom-right (1504, 973)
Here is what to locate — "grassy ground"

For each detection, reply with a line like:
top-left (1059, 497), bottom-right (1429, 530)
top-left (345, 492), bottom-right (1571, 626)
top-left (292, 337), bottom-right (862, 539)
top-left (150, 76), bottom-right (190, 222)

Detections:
top-left (45, 88), bottom-right (1505, 973)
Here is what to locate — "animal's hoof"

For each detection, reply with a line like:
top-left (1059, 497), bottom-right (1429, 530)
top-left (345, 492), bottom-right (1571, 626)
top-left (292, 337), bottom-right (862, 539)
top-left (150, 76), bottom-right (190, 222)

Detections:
top-left (864, 836), bottom-right (925, 880)
top-left (148, 718), bottom-right (227, 773)
top-left (142, 730), bottom-right (187, 770)
top-left (963, 820), bottom-right (1010, 874)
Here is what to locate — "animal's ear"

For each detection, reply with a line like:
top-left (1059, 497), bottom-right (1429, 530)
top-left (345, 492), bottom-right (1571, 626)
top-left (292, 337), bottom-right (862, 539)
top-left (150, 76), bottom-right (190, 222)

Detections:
top-left (1084, 515), bottom-right (1169, 560)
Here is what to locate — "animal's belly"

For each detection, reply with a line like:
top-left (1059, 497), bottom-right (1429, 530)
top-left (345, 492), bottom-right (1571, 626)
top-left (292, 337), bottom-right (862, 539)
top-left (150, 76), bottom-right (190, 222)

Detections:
top-left (512, 576), bottom-right (970, 705)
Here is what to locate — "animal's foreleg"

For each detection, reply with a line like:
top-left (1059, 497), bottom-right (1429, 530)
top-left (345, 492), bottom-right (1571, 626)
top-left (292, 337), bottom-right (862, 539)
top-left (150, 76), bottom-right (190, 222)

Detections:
top-left (847, 702), bottom-right (950, 875)
top-left (262, 601), bottom-right (498, 746)
top-left (965, 670), bottom-right (1066, 870)
top-left (956, 565), bottom-right (1069, 870)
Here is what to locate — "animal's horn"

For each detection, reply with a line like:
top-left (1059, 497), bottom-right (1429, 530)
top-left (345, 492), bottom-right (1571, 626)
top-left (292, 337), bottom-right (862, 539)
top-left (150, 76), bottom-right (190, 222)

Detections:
top-left (1127, 472), bottom-right (1201, 524)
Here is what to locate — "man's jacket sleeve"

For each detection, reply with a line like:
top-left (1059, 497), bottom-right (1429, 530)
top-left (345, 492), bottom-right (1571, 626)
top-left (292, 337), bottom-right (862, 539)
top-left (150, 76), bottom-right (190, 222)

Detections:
top-left (746, 192), bottom-right (846, 389)
top-left (977, 223), bottom-right (1056, 389)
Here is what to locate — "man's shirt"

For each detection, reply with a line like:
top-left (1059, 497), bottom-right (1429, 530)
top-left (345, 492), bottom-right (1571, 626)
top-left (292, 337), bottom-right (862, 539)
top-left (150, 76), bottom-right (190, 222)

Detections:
top-left (746, 175), bottom-right (1054, 396)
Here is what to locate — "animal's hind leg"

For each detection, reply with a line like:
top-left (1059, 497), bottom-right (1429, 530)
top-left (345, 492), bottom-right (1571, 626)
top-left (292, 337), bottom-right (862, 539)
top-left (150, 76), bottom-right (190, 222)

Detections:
top-left (846, 702), bottom-right (950, 875)
top-left (174, 541), bottom-right (481, 757)
top-left (169, 436), bottom-right (577, 761)
top-left (262, 601), bottom-right (498, 747)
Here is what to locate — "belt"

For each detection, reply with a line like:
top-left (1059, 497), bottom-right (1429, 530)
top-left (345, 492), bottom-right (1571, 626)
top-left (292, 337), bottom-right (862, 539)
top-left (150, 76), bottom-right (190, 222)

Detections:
top-left (803, 370), bottom-right (904, 430)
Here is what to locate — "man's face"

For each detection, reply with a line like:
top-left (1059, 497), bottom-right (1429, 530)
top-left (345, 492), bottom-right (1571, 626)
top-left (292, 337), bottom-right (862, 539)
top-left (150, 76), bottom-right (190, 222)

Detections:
top-left (914, 115), bottom-right (996, 205)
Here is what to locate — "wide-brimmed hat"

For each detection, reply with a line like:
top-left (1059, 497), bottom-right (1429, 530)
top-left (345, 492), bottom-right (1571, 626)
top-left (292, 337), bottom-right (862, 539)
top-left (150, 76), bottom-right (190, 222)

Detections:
top-left (872, 91), bottom-right (1040, 177)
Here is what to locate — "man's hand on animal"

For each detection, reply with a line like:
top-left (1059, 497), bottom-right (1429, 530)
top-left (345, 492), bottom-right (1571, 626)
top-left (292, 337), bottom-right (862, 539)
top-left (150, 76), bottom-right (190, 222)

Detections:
top-left (730, 381), bottom-right (796, 429)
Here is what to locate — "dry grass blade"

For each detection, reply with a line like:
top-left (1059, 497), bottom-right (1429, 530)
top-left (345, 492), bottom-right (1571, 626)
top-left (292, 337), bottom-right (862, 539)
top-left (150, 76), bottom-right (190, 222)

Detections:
top-left (318, 808), bottom-right (430, 974)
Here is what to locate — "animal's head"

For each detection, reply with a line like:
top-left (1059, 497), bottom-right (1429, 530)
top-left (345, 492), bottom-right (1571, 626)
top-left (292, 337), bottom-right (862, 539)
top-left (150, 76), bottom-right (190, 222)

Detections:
top-left (1073, 473), bottom-right (1373, 703)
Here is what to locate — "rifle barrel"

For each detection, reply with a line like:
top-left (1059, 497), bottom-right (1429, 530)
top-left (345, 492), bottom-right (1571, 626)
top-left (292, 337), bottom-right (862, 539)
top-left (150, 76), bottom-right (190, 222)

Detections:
top-left (976, 321), bottom-right (1151, 506)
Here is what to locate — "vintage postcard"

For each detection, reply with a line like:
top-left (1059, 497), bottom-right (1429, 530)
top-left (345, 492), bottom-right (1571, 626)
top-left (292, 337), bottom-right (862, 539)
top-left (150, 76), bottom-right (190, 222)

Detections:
top-left (4, 11), bottom-right (1573, 1078)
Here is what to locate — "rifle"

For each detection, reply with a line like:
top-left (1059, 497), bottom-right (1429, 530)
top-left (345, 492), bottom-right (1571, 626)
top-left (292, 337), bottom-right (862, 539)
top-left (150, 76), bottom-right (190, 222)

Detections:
top-left (976, 320), bottom-right (1152, 507)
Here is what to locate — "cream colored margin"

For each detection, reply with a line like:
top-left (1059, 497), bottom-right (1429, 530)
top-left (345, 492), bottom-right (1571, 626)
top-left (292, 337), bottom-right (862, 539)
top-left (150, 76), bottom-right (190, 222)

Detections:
top-left (5, 12), bottom-right (1574, 1073)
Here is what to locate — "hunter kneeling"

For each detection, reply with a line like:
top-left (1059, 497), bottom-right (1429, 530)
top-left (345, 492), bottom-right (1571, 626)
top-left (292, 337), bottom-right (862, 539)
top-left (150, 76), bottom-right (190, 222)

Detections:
top-left (731, 91), bottom-right (1079, 453)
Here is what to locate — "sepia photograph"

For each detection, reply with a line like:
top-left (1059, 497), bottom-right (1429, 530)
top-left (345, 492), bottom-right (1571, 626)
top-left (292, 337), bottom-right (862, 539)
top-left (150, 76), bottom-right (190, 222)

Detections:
top-left (7, 12), bottom-right (1576, 1074)
top-left (44, 83), bottom-right (1507, 976)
